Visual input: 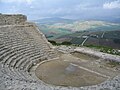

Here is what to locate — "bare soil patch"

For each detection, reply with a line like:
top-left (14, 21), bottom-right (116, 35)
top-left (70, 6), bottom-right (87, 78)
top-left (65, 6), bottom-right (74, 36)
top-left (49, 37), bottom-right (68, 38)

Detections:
top-left (35, 60), bottom-right (107, 87)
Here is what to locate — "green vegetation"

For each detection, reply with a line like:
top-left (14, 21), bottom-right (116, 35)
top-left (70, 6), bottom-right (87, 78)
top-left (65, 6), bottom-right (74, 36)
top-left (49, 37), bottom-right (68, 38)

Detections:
top-left (48, 40), bottom-right (72, 46)
top-left (38, 20), bottom-right (120, 50)
top-left (85, 44), bottom-right (120, 56)
top-left (40, 19), bottom-right (120, 56)
top-left (70, 37), bottom-right (85, 45)
top-left (48, 39), bottom-right (120, 56)
top-left (61, 41), bottom-right (72, 45)
top-left (103, 31), bottom-right (120, 39)
top-left (38, 21), bottom-right (120, 41)
top-left (39, 24), bottom-right (72, 40)
top-left (85, 44), bottom-right (111, 49)
top-left (48, 40), bottom-right (57, 45)
top-left (46, 35), bottom-right (54, 38)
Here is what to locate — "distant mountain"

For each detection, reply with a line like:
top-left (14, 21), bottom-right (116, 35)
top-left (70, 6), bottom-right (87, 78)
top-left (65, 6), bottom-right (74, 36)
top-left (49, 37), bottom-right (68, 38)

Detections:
top-left (91, 17), bottom-right (120, 23)
top-left (33, 17), bottom-right (75, 24)
top-left (36, 20), bottom-right (120, 42)
top-left (33, 17), bottom-right (120, 24)
top-left (33, 18), bottom-right (120, 49)
top-left (76, 17), bottom-right (120, 23)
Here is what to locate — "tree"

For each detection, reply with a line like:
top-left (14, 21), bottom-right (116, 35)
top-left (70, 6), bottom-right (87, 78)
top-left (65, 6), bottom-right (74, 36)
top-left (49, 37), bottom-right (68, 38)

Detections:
top-left (48, 40), bottom-right (57, 45)
top-left (61, 41), bottom-right (72, 45)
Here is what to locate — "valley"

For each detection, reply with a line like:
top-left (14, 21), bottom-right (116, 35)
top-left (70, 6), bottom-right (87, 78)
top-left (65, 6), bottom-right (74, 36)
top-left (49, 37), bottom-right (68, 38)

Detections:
top-left (35, 18), bottom-right (120, 50)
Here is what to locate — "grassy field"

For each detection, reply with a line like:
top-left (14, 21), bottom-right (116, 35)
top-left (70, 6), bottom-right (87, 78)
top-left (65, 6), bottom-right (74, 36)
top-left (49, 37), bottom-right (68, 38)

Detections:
top-left (57, 30), bottom-right (120, 49)
top-left (37, 21), bottom-right (120, 41)
top-left (37, 20), bottom-right (120, 49)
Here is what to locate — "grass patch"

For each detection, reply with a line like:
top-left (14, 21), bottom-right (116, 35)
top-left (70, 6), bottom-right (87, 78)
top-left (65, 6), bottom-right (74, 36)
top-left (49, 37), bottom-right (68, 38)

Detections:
top-left (85, 44), bottom-right (120, 56)
top-left (48, 40), bottom-right (120, 56)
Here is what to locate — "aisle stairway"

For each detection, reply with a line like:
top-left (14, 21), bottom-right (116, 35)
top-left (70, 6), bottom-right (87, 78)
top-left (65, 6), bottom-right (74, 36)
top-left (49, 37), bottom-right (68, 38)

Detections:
top-left (0, 14), bottom-right (119, 90)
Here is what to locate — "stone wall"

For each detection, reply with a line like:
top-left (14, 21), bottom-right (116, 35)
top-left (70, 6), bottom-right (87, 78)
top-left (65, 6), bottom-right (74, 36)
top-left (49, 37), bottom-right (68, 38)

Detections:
top-left (0, 14), bottom-right (27, 25)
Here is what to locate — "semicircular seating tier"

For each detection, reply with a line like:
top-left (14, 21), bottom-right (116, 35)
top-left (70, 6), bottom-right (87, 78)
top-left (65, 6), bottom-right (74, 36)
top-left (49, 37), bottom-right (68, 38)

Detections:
top-left (0, 14), bottom-right (119, 90)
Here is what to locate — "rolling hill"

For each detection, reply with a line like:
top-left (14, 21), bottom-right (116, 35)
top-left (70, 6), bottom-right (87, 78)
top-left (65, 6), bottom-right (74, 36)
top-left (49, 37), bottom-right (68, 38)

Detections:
top-left (34, 18), bottom-right (120, 49)
top-left (33, 17), bottom-right (74, 24)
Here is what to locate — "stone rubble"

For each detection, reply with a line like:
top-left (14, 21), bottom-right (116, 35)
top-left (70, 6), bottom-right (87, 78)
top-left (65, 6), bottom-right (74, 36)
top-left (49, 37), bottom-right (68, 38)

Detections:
top-left (0, 14), bottom-right (120, 90)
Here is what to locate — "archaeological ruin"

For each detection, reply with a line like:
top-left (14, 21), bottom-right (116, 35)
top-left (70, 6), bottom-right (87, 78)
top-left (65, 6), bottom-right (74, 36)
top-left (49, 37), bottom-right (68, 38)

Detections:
top-left (0, 14), bottom-right (120, 90)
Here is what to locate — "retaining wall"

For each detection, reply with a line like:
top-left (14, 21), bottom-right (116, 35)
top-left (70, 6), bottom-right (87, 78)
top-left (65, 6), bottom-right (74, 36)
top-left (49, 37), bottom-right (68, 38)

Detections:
top-left (0, 14), bottom-right (27, 25)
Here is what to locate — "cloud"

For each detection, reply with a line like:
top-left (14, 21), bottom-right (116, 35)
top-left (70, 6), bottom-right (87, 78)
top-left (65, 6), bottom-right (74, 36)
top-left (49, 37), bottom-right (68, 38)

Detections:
top-left (1, 0), bottom-right (33, 4)
top-left (103, 0), bottom-right (120, 9)
top-left (0, 0), bottom-right (120, 20)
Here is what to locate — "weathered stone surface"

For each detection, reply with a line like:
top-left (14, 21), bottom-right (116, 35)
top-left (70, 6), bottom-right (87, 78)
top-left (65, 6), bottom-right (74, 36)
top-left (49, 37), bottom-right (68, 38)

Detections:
top-left (0, 14), bottom-right (119, 90)
top-left (0, 14), bottom-right (27, 25)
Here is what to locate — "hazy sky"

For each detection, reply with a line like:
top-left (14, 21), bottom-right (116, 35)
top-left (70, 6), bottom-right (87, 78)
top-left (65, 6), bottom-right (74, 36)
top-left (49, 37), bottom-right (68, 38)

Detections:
top-left (0, 0), bottom-right (120, 20)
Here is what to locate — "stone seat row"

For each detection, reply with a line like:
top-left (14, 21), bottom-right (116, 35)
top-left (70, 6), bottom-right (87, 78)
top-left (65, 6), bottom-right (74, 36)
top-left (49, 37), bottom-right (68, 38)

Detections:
top-left (0, 24), bottom-right (57, 89)
top-left (3, 21), bottom-right (120, 90)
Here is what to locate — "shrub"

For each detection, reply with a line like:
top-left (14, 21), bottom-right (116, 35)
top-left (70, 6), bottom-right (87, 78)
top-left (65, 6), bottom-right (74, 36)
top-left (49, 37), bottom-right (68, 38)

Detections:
top-left (48, 40), bottom-right (57, 45)
top-left (61, 41), bottom-right (72, 45)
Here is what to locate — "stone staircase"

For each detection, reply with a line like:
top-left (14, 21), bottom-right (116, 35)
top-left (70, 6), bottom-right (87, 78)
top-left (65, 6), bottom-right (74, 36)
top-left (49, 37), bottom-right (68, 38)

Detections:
top-left (0, 14), bottom-right (119, 90)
